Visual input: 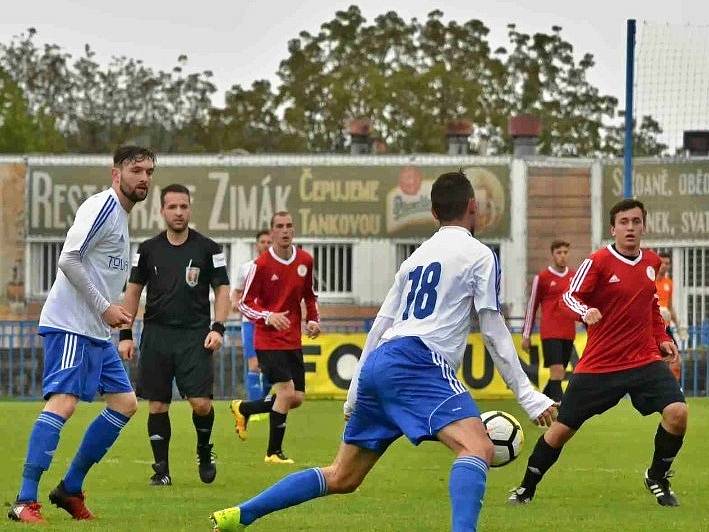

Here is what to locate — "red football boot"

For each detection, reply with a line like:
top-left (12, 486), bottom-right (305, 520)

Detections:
top-left (48, 481), bottom-right (95, 520)
top-left (7, 501), bottom-right (47, 524)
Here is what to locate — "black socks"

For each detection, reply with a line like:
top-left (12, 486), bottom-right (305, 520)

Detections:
top-left (148, 412), bottom-right (171, 469)
top-left (267, 410), bottom-right (288, 456)
top-left (542, 380), bottom-right (563, 403)
top-left (193, 407), bottom-right (215, 447)
top-left (521, 435), bottom-right (563, 494)
top-left (648, 423), bottom-right (684, 479)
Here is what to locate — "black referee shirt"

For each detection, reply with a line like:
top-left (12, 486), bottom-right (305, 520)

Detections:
top-left (129, 229), bottom-right (230, 328)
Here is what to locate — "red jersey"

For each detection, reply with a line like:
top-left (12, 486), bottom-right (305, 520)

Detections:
top-left (560, 245), bottom-right (671, 374)
top-left (239, 246), bottom-right (319, 350)
top-left (522, 266), bottom-right (577, 340)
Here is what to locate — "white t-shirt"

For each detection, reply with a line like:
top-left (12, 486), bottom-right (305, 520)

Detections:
top-left (379, 225), bottom-right (500, 370)
top-left (40, 188), bottom-right (130, 340)
top-left (235, 259), bottom-right (254, 323)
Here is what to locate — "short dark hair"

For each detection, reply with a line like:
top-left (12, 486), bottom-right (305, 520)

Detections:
top-left (658, 251), bottom-right (672, 260)
top-left (113, 145), bottom-right (156, 167)
top-left (431, 170), bottom-right (474, 222)
top-left (270, 210), bottom-right (291, 228)
top-left (609, 198), bottom-right (647, 226)
top-left (256, 229), bottom-right (270, 240)
top-left (550, 239), bottom-right (570, 252)
top-left (160, 183), bottom-right (190, 207)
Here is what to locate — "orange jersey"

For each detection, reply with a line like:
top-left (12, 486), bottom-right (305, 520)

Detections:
top-left (655, 276), bottom-right (673, 309)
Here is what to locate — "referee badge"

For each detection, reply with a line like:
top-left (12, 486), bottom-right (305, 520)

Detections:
top-left (186, 259), bottom-right (200, 287)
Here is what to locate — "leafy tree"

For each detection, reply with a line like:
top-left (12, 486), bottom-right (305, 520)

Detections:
top-left (0, 66), bottom-right (64, 152)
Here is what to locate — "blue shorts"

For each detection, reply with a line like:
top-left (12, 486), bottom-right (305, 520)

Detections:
top-left (343, 336), bottom-right (479, 452)
top-left (241, 321), bottom-right (256, 360)
top-left (40, 328), bottom-right (133, 402)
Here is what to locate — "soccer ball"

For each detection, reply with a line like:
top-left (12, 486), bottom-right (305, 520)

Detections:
top-left (480, 410), bottom-right (524, 467)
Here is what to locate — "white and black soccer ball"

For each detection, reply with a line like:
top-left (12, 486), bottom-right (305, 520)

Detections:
top-left (480, 410), bottom-right (524, 467)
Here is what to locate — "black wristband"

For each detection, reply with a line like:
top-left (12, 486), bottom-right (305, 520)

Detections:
top-left (211, 322), bottom-right (226, 336)
top-left (119, 329), bottom-right (133, 341)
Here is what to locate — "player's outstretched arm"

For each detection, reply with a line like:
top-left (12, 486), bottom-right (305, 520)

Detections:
top-left (478, 309), bottom-right (556, 426)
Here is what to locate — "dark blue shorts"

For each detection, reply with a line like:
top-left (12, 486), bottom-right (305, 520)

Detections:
top-left (343, 336), bottom-right (479, 452)
top-left (40, 328), bottom-right (133, 402)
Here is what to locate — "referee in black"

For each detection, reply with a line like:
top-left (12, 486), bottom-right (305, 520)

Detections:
top-left (119, 183), bottom-right (230, 486)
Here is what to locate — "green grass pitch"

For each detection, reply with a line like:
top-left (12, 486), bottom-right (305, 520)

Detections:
top-left (2, 398), bottom-right (708, 531)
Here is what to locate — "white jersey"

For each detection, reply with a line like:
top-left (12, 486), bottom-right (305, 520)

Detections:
top-left (40, 188), bottom-right (130, 340)
top-left (235, 260), bottom-right (254, 323)
top-left (379, 225), bottom-right (500, 370)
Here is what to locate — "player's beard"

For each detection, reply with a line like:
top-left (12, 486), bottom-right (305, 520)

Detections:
top-left (120, 180), bottom-right (148, 203)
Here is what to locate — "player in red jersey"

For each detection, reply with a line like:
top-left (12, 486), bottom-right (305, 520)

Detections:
top-left (230, 211), bottom-right (320, 464)
top-left (509, 199), bottom-right (687, 507)
top-left (522, 240), bottom-right (577, 402)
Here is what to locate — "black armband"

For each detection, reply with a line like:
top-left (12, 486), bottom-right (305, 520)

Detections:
top-left (211, 321), bottom-right (226, 336)
top-left (119, 329), bottom-right (133, 341)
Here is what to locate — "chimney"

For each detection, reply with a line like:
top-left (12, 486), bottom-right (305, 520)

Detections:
top-left (446, 119), bottom-right (473, 155)
top-left (348, 118), bottom-right (372, 155)
top-left (508, 114), bottom-right (542, 157)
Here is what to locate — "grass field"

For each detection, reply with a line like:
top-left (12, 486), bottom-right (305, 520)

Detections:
top-left (2, 398), bottom-right (708, 531)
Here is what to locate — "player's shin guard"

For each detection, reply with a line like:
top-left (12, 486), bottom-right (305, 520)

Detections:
top-left (449, 456), bottom-right (488, 532)
top-left (648, 423), bottom-right (684, 480)
top-left (238, 468), bottom-right (327, 525)
top-left (18, 412), bottom-right (66, 502)
top-left (520, 435), bottom-right (563, 495)
top-left (63, 409), bottom-right (129, 494)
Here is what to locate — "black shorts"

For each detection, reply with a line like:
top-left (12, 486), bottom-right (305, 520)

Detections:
top-left (136, 323), bottom-right (214, 403)
top-left (257, 349), bottom-right (305, 392)
top-left (557, 361), bottom-right (685, 430)
top-left (541, 338), bottom-right (574, 368)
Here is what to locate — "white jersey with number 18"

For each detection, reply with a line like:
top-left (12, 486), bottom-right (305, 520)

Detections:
top-left (379, 225), bottom-right (501, 370)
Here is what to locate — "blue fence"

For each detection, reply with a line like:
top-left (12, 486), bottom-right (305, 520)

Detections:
top-left (1, 320), bottom-right (708, 400)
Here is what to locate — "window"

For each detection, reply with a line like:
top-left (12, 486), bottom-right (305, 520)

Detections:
top-left (683, 247), bottom-right (709, 344)
top-left (28, 241), bottom-right (62, 298)
top-left (396, 242), bottom-right (420, 266)
top-left (298, 243), bottom-right (352, 298)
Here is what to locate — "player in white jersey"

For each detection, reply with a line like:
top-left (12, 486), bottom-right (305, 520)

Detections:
top-left (230, 230), bottom-right (272, 402)
top-left (210, 170), bottom-right (557, 532)
top-left (9, 146), bottom-right (155, 525)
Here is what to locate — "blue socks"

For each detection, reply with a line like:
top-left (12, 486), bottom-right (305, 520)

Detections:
top-left (63, 409), bottom-right (129, 493)
top-left (246, 371), bottom-right (271, 400)
top-left (449, 456), bottom-right (488, 532)
top-left (239, 468), bottom-right (327, 525)
top-left (18, 411), bottom-right (66, 502)
top-left (246, 371), bottom-right (263, 401)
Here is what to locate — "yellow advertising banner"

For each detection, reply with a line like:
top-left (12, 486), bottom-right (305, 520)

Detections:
top-left (303, 332), bottom-right (588, 400)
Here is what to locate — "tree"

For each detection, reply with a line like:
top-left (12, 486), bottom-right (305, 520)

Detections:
top-left (0, 66), bottom-right (64, 152)
top-left (0, 29), bottom-right (217, 152)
